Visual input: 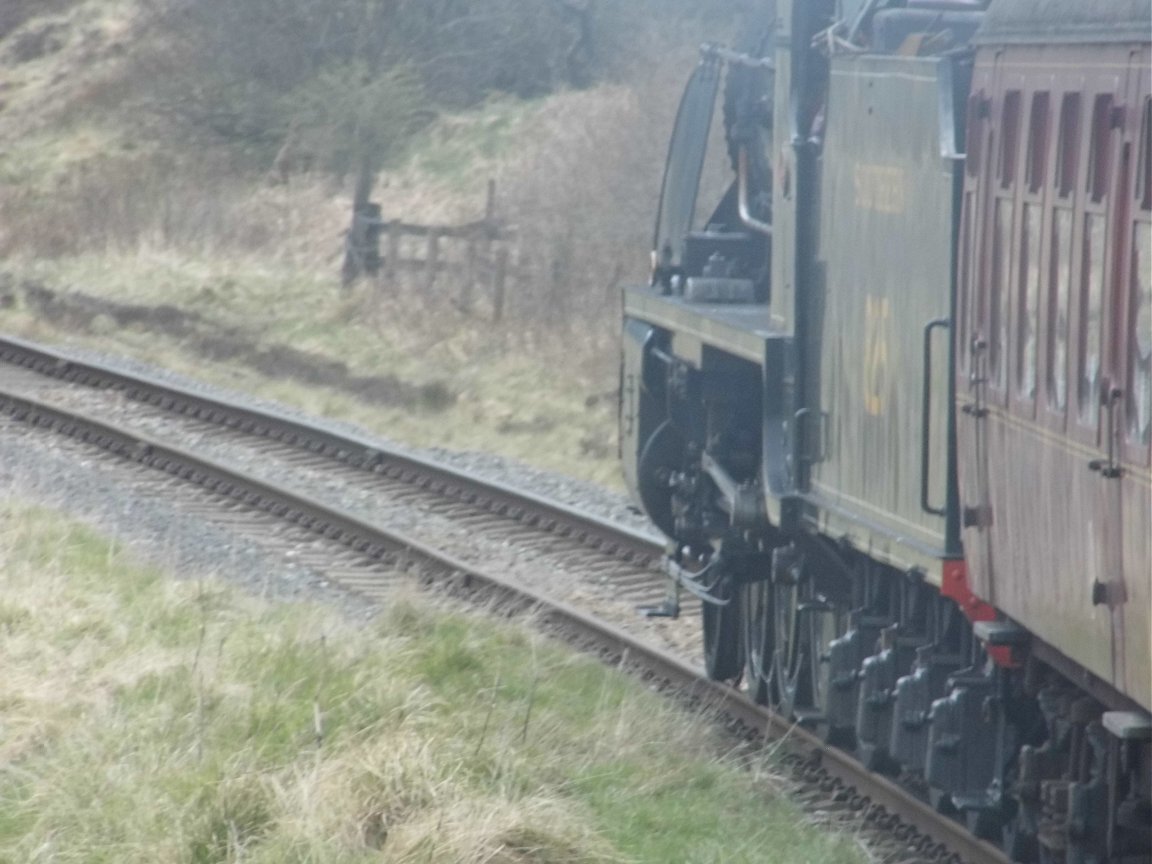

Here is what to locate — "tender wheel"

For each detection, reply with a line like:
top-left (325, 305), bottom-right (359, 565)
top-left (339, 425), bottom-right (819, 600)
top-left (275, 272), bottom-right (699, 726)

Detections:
top-left (808, 601), bottom-right (850, 746)
top-left (742, 578), bottom-right (775, 704)
top-left (773, 574), bottom-right (804, 718)
top-left (772, 561), bottom-right (844, 731)
top-left (703, 577), bottom-right (744, 682)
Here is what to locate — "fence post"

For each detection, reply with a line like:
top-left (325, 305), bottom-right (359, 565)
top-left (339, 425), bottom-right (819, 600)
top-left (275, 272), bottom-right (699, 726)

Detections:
top-left (341, 202), bottom-right (381, 287)
top-left (385, 220), bottom-right (400, 288)
top-left (492, 247), bottom-right (508, 323)
top-left (425, 229), bottom-right (441, 293)
top-left (481, 179), bottom-right (498, 314)
top-left (461, 237), bottom-right (477, 313)
top-left (341, 158), bottom-right (380, 287)
top-left (363, 204), bottom-right (382, 275)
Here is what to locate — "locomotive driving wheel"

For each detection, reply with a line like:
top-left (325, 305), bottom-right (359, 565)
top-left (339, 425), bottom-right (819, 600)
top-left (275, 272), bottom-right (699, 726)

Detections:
top-left (702, 571), bottom-right (744, 682)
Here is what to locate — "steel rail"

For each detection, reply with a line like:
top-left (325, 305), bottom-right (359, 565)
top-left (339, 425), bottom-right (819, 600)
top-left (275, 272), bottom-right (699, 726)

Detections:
top-left (0, 382), bottom-right (1010, 864)
top-left (0, 334), bottom-right (661, 564)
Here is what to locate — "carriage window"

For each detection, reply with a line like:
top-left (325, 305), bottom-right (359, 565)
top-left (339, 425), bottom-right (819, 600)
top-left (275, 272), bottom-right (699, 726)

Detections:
top-left (966, 95), bottom-right (985, 177)
top-left (1017, 91), bottom-right (1049, 404)
top-left (1018, 203), bottom-right (1040, 399)
top-left (1087, 95), bottom-right (1114, 202)
top-left (1026, 92), bottom-right (1050, 194)
top-left (1000, 91), bottom-right (1022, 188)
top-left (1079, 214), bottom-right (1106, 424)
top-left (1130, 229), bottom-right (1152, 445)
top-left (1049, 209), bottom-right (1072, 411)
top-left (1056, 93), bottom-right (1081, 197)
top-left (993, 198), bottom-right (1013, 389)
top-left (1129, 99), bottom-right (1152, 444)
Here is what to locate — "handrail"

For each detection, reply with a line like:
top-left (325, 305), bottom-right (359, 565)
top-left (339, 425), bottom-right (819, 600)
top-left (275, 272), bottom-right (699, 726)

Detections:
top-left (921, 318), bottom-right (951, 516)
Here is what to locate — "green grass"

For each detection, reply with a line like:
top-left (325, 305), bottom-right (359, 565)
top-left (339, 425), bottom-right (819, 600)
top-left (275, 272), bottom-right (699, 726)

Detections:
top-left (0, 0), bottom-right (681, 492)
top-left (0, 504), bottom-right (866, 863)
top-left (399, 98), bottom-right (538, 184)
top-left (0, 0), bottom-right (628, 490)
top-left (1, 251), bottom-right (623, 487)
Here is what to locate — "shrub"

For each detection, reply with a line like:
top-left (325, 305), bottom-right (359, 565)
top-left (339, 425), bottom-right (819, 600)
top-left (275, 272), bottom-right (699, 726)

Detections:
top-left (134, 0), bottom-right (750, 174)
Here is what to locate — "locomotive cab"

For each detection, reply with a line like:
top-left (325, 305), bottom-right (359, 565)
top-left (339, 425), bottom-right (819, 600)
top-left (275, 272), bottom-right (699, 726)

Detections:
top-left (621, 30), bottom-right (782, 552)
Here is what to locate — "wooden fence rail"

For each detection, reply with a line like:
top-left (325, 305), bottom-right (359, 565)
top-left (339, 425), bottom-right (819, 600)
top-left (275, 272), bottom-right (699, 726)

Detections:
top-left (341, 180), bottom-right (517, 321)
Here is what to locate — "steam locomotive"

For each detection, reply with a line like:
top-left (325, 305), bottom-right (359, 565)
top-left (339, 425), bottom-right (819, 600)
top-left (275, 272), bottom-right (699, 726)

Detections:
top-left (618, 0), bottom-right (1150, 860)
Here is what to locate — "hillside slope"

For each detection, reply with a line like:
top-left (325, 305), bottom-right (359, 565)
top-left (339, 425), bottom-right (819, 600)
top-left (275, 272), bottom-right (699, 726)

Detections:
top-left (0, 0), bottom-right (734, 484)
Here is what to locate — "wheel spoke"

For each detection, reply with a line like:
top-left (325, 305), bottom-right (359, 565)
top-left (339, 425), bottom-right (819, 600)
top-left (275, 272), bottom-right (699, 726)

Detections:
top-left (742, 579), bottom-right (774, 704)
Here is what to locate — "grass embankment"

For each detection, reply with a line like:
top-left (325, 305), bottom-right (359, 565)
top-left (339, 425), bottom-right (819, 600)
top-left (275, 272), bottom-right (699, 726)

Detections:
top-left (0, 92), bottom-right (627, 487)
top-left (0, 504), bottom-right (866, 863)
top-left (0, 95), bottom-right (624, 487)
top-left (1, 0), bottom-right (704, 489)
top-left (4, 247), bottom-right (621, 487)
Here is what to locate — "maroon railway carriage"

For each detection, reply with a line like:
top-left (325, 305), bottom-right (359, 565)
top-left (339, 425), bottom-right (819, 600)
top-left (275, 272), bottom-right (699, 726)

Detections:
top-left (956, 1), bottom-right (1151, 715)
top-left (955, 3), bottom-right (1151, 859)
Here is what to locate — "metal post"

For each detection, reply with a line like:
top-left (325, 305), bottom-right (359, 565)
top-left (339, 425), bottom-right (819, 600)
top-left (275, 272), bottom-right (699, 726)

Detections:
top-left (425, 229), bottom-right (441, 293)
top-left (492, 247), bottom-right (508, 322)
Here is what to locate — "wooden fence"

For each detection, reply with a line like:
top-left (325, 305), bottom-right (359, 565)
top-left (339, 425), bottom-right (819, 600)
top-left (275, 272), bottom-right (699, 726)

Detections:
top-left (342, 180), bottom-right (518, 321)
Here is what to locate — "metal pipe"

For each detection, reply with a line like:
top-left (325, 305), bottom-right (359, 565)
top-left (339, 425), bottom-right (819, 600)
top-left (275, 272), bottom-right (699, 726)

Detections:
top-left (847, 0), bottom-right (884, 45)
top-left (702, 450), bottom-right (768, 530)
top-left (661, 556), bottom-right (730, 606)
top-left (737, 148), bottom-right (773, 237)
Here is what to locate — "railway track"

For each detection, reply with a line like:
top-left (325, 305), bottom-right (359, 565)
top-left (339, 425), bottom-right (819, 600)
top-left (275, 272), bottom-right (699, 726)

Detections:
top-left (0, 334), bottom-right (1012, 864)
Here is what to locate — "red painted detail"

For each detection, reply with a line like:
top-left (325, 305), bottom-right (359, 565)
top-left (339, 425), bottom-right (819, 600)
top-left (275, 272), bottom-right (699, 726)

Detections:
top-left (940, 560), bottom-right (1016, 667)
top-left (987, 647), bottom-right (1015, 667)
top-left (940, 560), bottom-right (995, 620)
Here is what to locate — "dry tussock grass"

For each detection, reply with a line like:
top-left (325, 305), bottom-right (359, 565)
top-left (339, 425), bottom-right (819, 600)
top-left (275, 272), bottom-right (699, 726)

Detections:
top-left (274, 735), bottom-right (627, 863)
top-left (0, 0), bottom-right (715, 359)
top-left (0, 11), bottom-right (715, 487)
top-left (372, 49), bottom-right (695, 335)
top-left (0, 154), bottom-right (346, 266)
top-left (1, 16), bottom-right (695, 353)
top-left (0, 498), bottom-right (863, 863)
top-left (383, 797), bottom-right (626, 864)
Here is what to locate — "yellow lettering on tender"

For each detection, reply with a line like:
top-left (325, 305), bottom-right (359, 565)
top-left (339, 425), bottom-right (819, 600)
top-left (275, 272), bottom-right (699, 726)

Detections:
top-left (863, 295), bottom-right (890, 416)
top-left (853, 164), bottom-right (906, 215)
